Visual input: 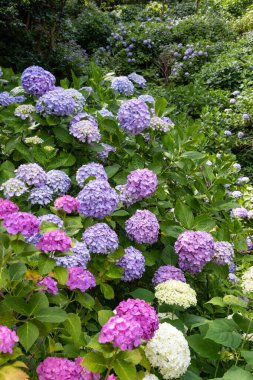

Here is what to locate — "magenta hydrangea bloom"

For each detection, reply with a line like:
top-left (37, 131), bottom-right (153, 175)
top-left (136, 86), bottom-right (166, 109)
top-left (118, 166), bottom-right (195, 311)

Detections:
top-left (54, 195), bottom-right (80, 213)
top-left (3, 212), bottom-right (40, 237)
top-left (37, 276), bottom-right (58, 295)
top-left (66, 267), bottom-right (96, 292)
top-left (118, 98), bottom-right (151, 135)
top-left (82, 223), bottom-right (119, 254)
top-left (125, 210), bottom-right (159, 244)
top-left (37, 230), bottom-right (72, 252)
top-left (126, 168), bottom-right (158, 202)
top-left (212, 241), bottom-right (234, 265)
top-left (107, 375), bottom-right (117, 380)
top-left (152, 265), bottom-right (186, 286)
top-left (115, 299), bottom-right (159, 341)
top-left (0, 325), bottom-right (19, 354)
top-left (116, 246), bottom-right (145, 281)
top-left (75, 357), bottom-right (100, 380)
top-left (15, 163), bottom-right (47, 187)
top-left (21, 65), bottom-right (55, 96)
top-left (36, 357), bottom-right (82, 380)
top-left (76, 163), bottom-right (107, 187)
top-left (175, 230), bottom-right (214, 274)
top-left (0, 198), bottom-right (19, 219)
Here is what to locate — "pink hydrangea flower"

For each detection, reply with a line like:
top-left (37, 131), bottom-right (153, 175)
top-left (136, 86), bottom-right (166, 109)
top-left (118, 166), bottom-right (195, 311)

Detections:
top-left (36, 357), bottom-right (82, 380)
top-left (107, 375), bottom-right (117, 380)
top-left (3, 212), bottom-right (40, 237)
top-left (75, 357), bottom-right (100, 380)
top-left (54, 195), bottom-right (80, 213)
top-left (0, 198), bottom-right (19, 219)
top-left (37, 276), bottom-right (58, 295)
top-left (0, 325), bottom-right (19, 353)
top-left (37, 230), bottom-right (72, 252)
top-left (66, 267), bottom-right (96, 292)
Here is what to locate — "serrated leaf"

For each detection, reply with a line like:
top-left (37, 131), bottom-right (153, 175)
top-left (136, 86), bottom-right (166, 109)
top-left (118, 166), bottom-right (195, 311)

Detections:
top-left (206, 297), bottom-right (225, 307)
top-left (187, 334), bottom-right (220, 359)
top-left (63, 314), bottom-right (81, 345)
top-left (100, 284), bottom-right (114, 300)
top-left (205, 319), bottom-right (242, 348)
top-left (175, 201), bottom-right (194, 229)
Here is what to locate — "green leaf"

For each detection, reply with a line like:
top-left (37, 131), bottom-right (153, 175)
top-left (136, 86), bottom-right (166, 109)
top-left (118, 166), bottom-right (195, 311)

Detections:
top-left (182, 371), bottom-right (202, 380)
top-left (212, 366), bottom-right (253, 380)
top-left (47, 152), bottom-right (76, 170)
top-left (75, 293), bottom-right (95, 310)
top-left (106, 266), bottom-right (123, 279)
top-left (100, 284), bottom-right (114, 300)
top-left (241, 350), bottom-right (253, 366)
top-left (205, 319), bottom-right (242, 348)
top-left (4, 297), bottom-right (29, 316)
top-left (175, 201), bottom-right (194, 229)
top-left (232, 313), bottom-right (253, 334)
top-left (34, 307), bottom-right (67, 323)
top-left (17, 322), bottom-right (39, 352)
top-left (27, 293), bottom-right (49, 316)
top-left (114, 358), bottom-right (136, 380)
top-left (82, 352), bottom-right (109, 373)
top-left (53, 267), bottom-right (68, 285)
top-left (38, 255), bottom-right (56, 276)
top-left (187, 334), bottom-right (220, 359)
top-left (40, 221), bottom-right (59, 234)
top-left (129, 288), bottom-right (154, 302)
top-left (111, 210), bottom-right (129, 217)
top-left (53, 126), bottom-right (72, 143)
top-left (193, 215), bottom-right (216, 231)
top-left (155, 97), bottom-right (168, 116)
top-left (105, 164), bottom-right (120, 178)
top-left (117, 349), bottom-right (142, 365)
top-left (98, 310), bottom-right (114, 326)
top-left (206, 297), bottom-right (225, 307)
top-left (181, 151), bottom-right (206, 160)
top-left (63, 314), bottom-right (82, 345)
top-left (223, 295), bottom-right (248, 308)
top-left (8, 263), bottom-right (27, 281)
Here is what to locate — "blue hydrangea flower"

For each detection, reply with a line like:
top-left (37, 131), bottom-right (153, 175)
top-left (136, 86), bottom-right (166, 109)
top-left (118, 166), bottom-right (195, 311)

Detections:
top-left (15, 163), bottom-right (47, 187)
top-left (28, 186), bottom-right (53, 206)
top-left (82, 223), bottom-right (119, 254)
top-left (118, 98), bottom-right (151, 135)
top-left (97, 143), bottom-right (116, 162)
top-left (38, 214), bottom-right (64, 229)
top-left (0, 178), bottom-right (28, 198)
top-left (138, 95), bottom-right (155, 105)
top-left (76, 163), bottom-right (107, 187)
top-left (21, 65), bottom-right (56, 96)
top-left (36, 89), bottom-right (75, 117)
top-left (0, 92), bottom-right (25, 106)
top-left (128, 72), bottom-right (146, 88)
top-left (55, 243), bottom-right (90, 268)
top-left (65, 89), bottom-right (85, 113)
top-left (46, 170), bottom-right (71, 195)
top-left (116, 246), bottom-right (145, 281)
top-left (111, 76), bottom-right (134, 96)
top-left (70, 112), bottom-right (98, 128)
top-left (98, 108), bottom-right (114, 117)
top-left (25, 233), bottom-right (42, 245)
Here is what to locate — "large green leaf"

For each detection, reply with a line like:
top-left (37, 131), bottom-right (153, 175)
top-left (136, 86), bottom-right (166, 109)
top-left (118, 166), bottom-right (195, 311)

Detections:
top-left (34, 307), bottom-right (67, 323)
top-left (63, 314), bottom-right (82, 346)
top-left (27, 293), bottom-right (49, 316)
top-left (8, 263), bottom-right (27, 281)
top-left (175, 201), bottom-right (194, 229)
top-left (114, 357), bottom-right (136, 380)
top-left (187, 334), bottom-right (220, 359)
top-left (17, 322), bottom-right (39, 352)
top-left (100, 284), bottom-right (114, 300)
top-left (129, 288), bottom-right (154, 303)
top-left (4, 297), bottom-right (29, 316)
top-left (205, 319), bottom-right (242, 348)
top-left (82, 352), bottom-right (109, 373)
top-left (241, 350), bottom-right (253, 366)
top-left (98, 310), bottom-right (114, 326)
top-left (211, 366), bottom-right (253, 380)
top-left (233, 313), bottom-right (253, 334)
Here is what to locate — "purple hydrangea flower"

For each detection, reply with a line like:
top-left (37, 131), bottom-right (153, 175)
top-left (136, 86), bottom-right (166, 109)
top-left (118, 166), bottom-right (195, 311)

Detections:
top-left (37, 230), bottom-right (72, 252)
top-left (0, 178), bottom-right (28, 198)
top-left (229, 262), bottom-right (236, 274)
top-left (66, 267), bottom-right (96, 292)
top-left (212, 241), bottom-right (234, 265)
top-left (38, 214), bottom-right (63, 229)
top-left (54, 195), bottom-right (80, 213)
top-left (116, 246), bottom-right (145, 281)
top-left (98, 108), bottom-right (114, 117)
top-left (65, 89), bottom-right (85, 113)
top-left (29, 186), bottom-right (53, 206)
top-left (247, 236), bottom-right (253, 251)
top-left (25, 233), bottom-right (42, 245)
top-left (230, 191), bottom-right (242, 198)
top-left (0, 198), bottom-right (19, 219)
top-left (118, 98), bottom-right (151, 135)
top-left (116, 184), bottom-right (135, 207)
top-left (237, 176), bottom-right (249, 185)
top-left (82, 223), bottom-right (119, 254)
top-left (76, 163), bottom-right (107, 187)
top-left (138, 95), bottom-right (155, 105)
top-left (36, 357), bottom-right (82, 380)
top-left (243, 113), bottom-right (250, 120)
top-left (150, 116), bottom-right (171, 133)
top-left (97, 143), bottom-right (116, 162)
top-left (70, 112), bottom-right (98, 128)
top-left (3, 212), bottom-right (40, 237)
top-left (162, 116), bottom-right (174, 126)
top-left (21, 65), bottom-right (55, 96)
top-left (69, 120), bottom-right (101, 143)
top-left (126, 168), bottom-right (158, 202)
top-left (0, 92), bottom-right (26, 106)
top-left (229, 273), bottom-right (239, 283)
top-left (36, 89), bottom-right (75, 116)
top-left (231, 207), bottom-right (248, 218)
top-left (237, 132), bottom-right (244, 138)
top-left (233, 163), bottom-right (241, 171)
top-left (77, 180), bottom-right (119, 219)
top-left (175, 230), bottom-right (214, 274)
top-left (111, 76), bottom-right (134, 95)
top-left (0, 325), bottom-right (19, 354)
top-left (55, 248), bottom-right (90, 268)
top-left (15, 163), bottom-right (47, 187)
top-left (152, 265), bottom-right (186, 286)
top-left (46, 170), bottom-right (71, 195)
top-left (128, 72), bottom-right (146, 88)
top-left (125, 210), bottom-right (159, 244)
top-left (37, 276), bottom-right (58, 294)
top-left (224, 130), bottom-right (232, 136)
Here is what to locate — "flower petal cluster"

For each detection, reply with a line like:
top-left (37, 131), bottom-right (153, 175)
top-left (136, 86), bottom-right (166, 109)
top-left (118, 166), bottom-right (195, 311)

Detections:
top-left (155, 280), bottom-right (197, 309)
top-left (98, 108), bottom-right (114, 117)
top-left (15, 163), bottom-right (47, 187)
top-left (38, 276), bottom-right (58, 295)
top-left (125, 168), bottom-right (157, 203)
top-left (54, 195), bottom-right (80, 213)
top-left (150, 116), bottom-right (171, 133)
top-left (70, 112), bottom-right (98, 128)
top-left (231, 207), bottom-right (248, 218)
top-left (145, 323), bottom-right (191, 379)
top-left (116, 184), bottom-right (135, 206)
top-left (111, 76), bottom-right (134, 95)
top-left (37, 230), bottom-right (72, 252)
top-left (212, 241), bottom-right (234, 265)
top-left (29, 186), bottom-right (53, 206)
top-left (118, 98), bottom-right (151, 135)
top-left (152, 265), bottom-right (186, 286)
top-left (66, 267), bottom-right (96, 292)
top-left (0, 325), bottom-right (19, 354)
top-left (138, 94), bottom-right (155, 105)
top-left (3, 212), bottom-right (40, 237)
top-left (76, 163), bottom-right (107, 187)
top-left (125, 210), bottom-right (159, 244)
top-left (77, 180), bottom-right (119, 219)
top-left (21, 65), bottom-right (55, 96)
top-left (24, 136), bottom-right (44, 145)
top-left (14, 104), bottom-right (35, 119)
top-left (143, 374), bottom-right (159, 380)
top-left (46, 170), bottom-right (71, 195)
top-left (116, 246), bottom-right (145, 281)
top-left (75, 357), bottom-right (100, 380)
top-left (242, 266), bottom-right (253, 294)
top-left (36, 357), bottom-right (82, 380)
top-left (0, 178), bottom-right (28, 198)
top-left (97, 143), bottom-right (116, 162)
top-left (69, 120), bottom-right (101, 143)
top-left (174, 230), bottom-right (214, 274)
top-left (128, 72), bottom-right (146, 87)
top-left (55, 251), bottom-right (90, 269)
top-left (65, 89), bottom-right (85, 113)
top-left (38, 214), bottom-right (64, 229)
top-left (82, 223), bottom-right (119, 254)
top-left (0, 198), bottom-right (19, 219)
top-left (36, 89), bottom-right (75, 116)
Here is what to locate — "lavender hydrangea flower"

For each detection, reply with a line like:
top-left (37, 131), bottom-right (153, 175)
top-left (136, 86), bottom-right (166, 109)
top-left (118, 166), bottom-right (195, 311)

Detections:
top-left (66, 267), bottom-right (96, 292)
top-left (65, 89), bottom-right (85, 113)
top-left (82, 223), bottom-right (119, 254)
top-left (126, 168), bottom-right (158, 202)
top-left (224, 130), bottom-right (232, 136)
top-left (118, 98), bottom-right (151, 135)
top-left (71, 242), bottom-right (90, 261)
top-left (0, 178), bottom-right (28, 198)
top-left (150, 116), bottom-right (171, 133)
top-left (15, 163), bottom-right (47, 187)
top-left (243, 113), bottom-right (250, 120)
top-left (233, 163), bottom-right (241, 171)
top-left (238, 132), bottom-right (244, 138)
top-left (29, 186), bottom-right (53, 206)
top-left (212, 241), bottom-right (234, 265)
top-left (231, 207), bottom-right (248, 219)
top-left (25, 233), bottom-right (42, 245)
top-left (116, 184), bottom-right (135, 207)
top-left (55, 246), bottom-right (90, 268)
top-left (125, 210), bottom-right (159, 244)
top-left (111, 76), bottom-right (134, 96)
top-left (230, 191), bottom-right (242, 198)
top-left (77, 180), bottom-right (119, 219)
top-left (138, 94), bottom-right (155, 105)
top-left (38, 214), bottom-right (64, 229)
top-left (128, 73), bottom-right (146, 88)
top-left (37, 276), bottom-right (58, 294)
top-left (116, 246), bottom-right (145, 281)
top-left (98, 108), bottom-right (114, 117)
top-left (237, 176), bottom-right (250, 185)
top-left (0, 325), bottom-right (19, 354)
top-left (76, 163), bottom-right (107, 187)
top-left (162, 116), bottom-right (174, 126)
top-left (152, 265), bottom-right (186, 286)
top-left (3, 212), bottom-right (40, 237)
top-left (36, 89), bottom-right (75, 116)
top-left (69, 120), bottom-right (101, 143)
top-left (247, 236), bottom-right (253, 251)
top-left (0, 198), bottom-right (19, 219)
top-left (14, 104), bottom-right (35, 120)
top-left (21, 65), bottom-right (55, 96)
top-left (37, 230), bottom-right (72, 252)
top-left (46, 170), bottom-right (71, 195)
top-left (97, 143), bottom-right (116, 162)
top-left (0, 92), bottom-right (25, 106)
top-left (229, 273), bottom-right (239, 283)
top-left (70, 112), bottom-right (98, 128)
top-left (174, 230), bottom-right (214, 274)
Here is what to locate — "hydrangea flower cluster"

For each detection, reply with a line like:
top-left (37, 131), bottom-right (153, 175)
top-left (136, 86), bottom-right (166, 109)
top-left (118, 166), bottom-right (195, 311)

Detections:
top-left (76, 163), bottom-right (107, 187)
top-left (70, 112), bottom-right (98, 128)
top-left (0, 91), bottom-right (25, 106)
top-left (118, 98), bottom-right (151, 135)
top-left (145, 323), bottom-right (191, 379)
top-left (3, 212), bottom-right (40, 237)
top-left (241, 266), bottom-right (253, 294)
top-left (46, 170), bottom-right (71, 195)
top-left (212, 241), bottom-right (234, 265)
top-left (143, 375), bottom-right (159, 380)
top-left (0, 325), bottom-right (19, 354)
top-left (125, 210), bottom-right (159, 244)
top-left (174, 230), bottom-right (214, 274)
top-left (29, 186), bottom-right (53, 205)
top-left (116, 246), bottom-right (145, 281)
top-left (0, 178), bottom-right (28, 198)
top-left (82, 223), bottom-right (119, 254)
top-left (77, 180), bottom-right (119, 219)
top-left (125, 168), bottom-right (158, 203)
top-left (69, 120), bottom-right (101, 143)
top-left (38, 214), bottom-right (64, 229)
top-left (21, 65), bottom-right (55, 96)
top-left (37, 276), bottom-right (58, 295)
top-left (0, 198), bottom-right (19, 219)
top-left (231, 207), bottom-right (248, 219)
top-left (128, 72), bottom-right (146, 88)
top-left (36, 89), bottom-right (75, 116)
top-left (65, 89), bottom-right (85, 113)
top-left (24, 136), bottom-right (44, 145)
top-left (36, 357), bottom-right (82, 380)
top-left (15, 163), bottom-right (47, 187)
top-left (37, 230), bottom-right (72, 252)
top-left (152, 265), bottom-right (186, 286)
top-left (55, 251), bottom-right (90, 269)
top-left (66, 267), bottom-right (96, 292)
top-left (139, 94), bottom-right (155, 105)
top-left (150, 116), bottom-right (171, 133)
top-left (75, 357), bottom-right (100, 380)
top-left (14, 104), bottom-right (35, 119)
top-left (98, 108), bottom-right (114, 117)
top-left (54, 195), bottom-right (80, 213)
top-left (111, 76), bottom-right (134, 95)
top-left (116, 184), bottom-right (135, 207)
top-left (155, 280), bottom-right (197, 309)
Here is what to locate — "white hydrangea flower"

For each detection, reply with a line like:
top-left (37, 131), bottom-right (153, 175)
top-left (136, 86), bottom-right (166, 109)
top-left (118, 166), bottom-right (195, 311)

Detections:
top-left (145, 323), bottom-right (191, 379)
top-left (241, 266), bottom-right (253, 294)
top-left (24, 136), bottom-right (44, 145)
top-left (155, 280), bottom-right (197, 309)
top-left (143, 374), bottom-right (159, 380)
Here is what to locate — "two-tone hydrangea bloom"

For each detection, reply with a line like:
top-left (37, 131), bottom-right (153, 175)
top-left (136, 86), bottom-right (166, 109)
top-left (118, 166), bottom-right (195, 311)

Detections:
top-left (70, 112), bottom-right (98, 128)
top-left (150, 116), bottom-right (171, 133)
top-left (36, 357), bottom-right (82, 380)
top-left (115, 299), bottom-right (159, 341)
top-left (0, 325), bottom-right (19, 354)
top-left (77, 180), bottom-right (119, 219)
top-left (66, 267), bottom-right (96, 292)
top-left (99, 315), bottom-right (143, 351)
top-left (118, 98), bottom-right (151, 135)
top-left (25, 233), bottom-right (42, 245)
top-left (241, 266), bottom-right (253, 294)
top-left (36, 89), bottom-right (75, 116)
top-left (0, 178), bottom-right (28, 198)
top-left (174, 230), bottom-right (214, 274)
top-left (82, 223), bottom-right (119, 254)
top-left (125, 168), bottom-right (158, 203)
top-left (75, 357), bottom-right (100, 380)
top-left (231, 207), bottom-right (248, 219)
top-left (145, 323), bottom-right (191, 379)
top-left (14, 104), bottom-right (35, 120)
top-left (128, 72), bottom-right (146, 88)
top-left (125, 210), bottom-right (159, 244)
top-left (54, 195), bottom-right (80, 213)
top-left (212, 241), bottom-right (234, 265)
top-left (97, 143), bottom-right (116, 162)
top-left (46, 170), bottom-right (71, 195)
top-left (65, 89), bottom-right (85, 113)
top-left (138, 94), bottom-right (155, 105)
top-left (76, 163), bottom-right (107, 187)
top-left (37, 230), bottom-right (72, 252)
top-left (15, 163), bottom-right (47, 187)
top-left (152, 265), bottom-right (186, 286)
top-left (37, 276), bottom-right (58, 295)
top-left (233, 163), bottom-right (241, 171)
top-left (111, 76), bottom-right (134, 95)
top-left (21, 65), bottom-right (55, 96)
top-left (0, 198), bottom-right (19, 219)
top-left (24, 136), bottom-right (44, 145)
top-left (155, 280), bottom-right (197, 309)
top-left (3, 212), bottom-right (40, 237)
top-left (116, 184), bottom-right (135, 207)
top-left (38, 214), bottom-right (64, 229)
top-left (116, 246), bottom-right (145, 281)
top-left (29, 186), bottom-right (53, 206)
top-left (237, 176), bottom-right (250, 185)
top-left (69, 120), bottom-right (101, 143)
top-left (98, 108), bottom-right (114, 117)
